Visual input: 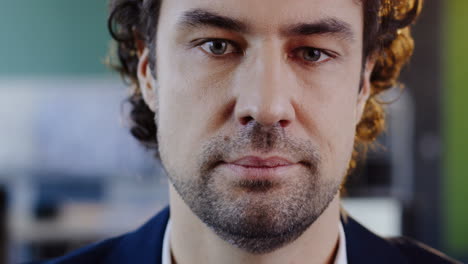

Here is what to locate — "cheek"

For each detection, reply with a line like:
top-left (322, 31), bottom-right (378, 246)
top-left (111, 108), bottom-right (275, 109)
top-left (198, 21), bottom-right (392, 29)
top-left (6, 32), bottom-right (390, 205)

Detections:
top-left (157, 87), bottom-right (203, 164)
top-left (301, 101), bottom-right (357, 182)
top-left (297, 69), bottom-right (361, 177)
top-left (155, 35), bottom-right (238, 171)
top-left (156, 71), bottom-right (229, 172)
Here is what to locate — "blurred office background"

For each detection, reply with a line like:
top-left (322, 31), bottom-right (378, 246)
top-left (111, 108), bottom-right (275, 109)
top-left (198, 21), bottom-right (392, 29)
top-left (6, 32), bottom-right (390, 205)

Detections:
top-left (0, 0), bottom-right (467, 263)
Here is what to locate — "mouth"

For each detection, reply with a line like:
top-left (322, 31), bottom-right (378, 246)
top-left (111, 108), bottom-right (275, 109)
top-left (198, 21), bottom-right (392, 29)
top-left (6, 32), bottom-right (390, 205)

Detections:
top-left (231, 156), bottom-right (295, 167)
top-left (219, 155), bottom-right (301, 181)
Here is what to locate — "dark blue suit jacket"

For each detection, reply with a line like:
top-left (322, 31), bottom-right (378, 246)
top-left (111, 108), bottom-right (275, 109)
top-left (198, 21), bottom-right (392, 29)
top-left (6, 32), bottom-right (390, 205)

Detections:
top-left (33, 207), bottom-right (461, 264)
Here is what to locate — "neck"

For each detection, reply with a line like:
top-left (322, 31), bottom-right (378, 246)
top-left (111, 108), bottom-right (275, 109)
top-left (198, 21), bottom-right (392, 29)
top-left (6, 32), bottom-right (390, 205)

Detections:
top-left (169, 184), bottom-right (341, 264)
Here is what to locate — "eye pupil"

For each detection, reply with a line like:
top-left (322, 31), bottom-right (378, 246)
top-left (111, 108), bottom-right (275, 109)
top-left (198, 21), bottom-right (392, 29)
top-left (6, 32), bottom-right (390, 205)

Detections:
top-left (303, 48), bottom-right (321, 61)
top-left (209, 40), bottom-right (227, 55)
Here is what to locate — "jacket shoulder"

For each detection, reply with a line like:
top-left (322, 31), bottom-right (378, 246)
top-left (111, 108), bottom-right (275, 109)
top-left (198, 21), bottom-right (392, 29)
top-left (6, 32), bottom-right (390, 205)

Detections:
top-left (29, 235), bottom-right (124, 264)
top-left (342, 212), bottom-right (462, 264)
top-left (388, 236), bottom-right (462, 264)
top-left (30, 206), bottom-right (170, 264)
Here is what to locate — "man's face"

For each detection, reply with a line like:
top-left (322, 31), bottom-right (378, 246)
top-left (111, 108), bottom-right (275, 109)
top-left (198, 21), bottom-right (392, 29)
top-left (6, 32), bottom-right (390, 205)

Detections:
top-left (147, 0), bottom-right (369, 254)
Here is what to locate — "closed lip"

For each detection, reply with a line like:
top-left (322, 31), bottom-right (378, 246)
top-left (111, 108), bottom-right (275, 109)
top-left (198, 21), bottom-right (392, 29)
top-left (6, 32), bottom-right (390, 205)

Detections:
top-left (227, 156), bottom-right (295, 168)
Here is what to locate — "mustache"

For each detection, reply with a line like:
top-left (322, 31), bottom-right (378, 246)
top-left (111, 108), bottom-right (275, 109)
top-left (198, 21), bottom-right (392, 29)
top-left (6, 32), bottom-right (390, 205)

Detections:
top-left (199, 122), bottom-right (322, 175)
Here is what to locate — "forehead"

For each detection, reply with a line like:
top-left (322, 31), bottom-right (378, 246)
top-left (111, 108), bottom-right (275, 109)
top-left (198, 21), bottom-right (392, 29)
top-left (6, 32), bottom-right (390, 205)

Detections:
top-left (160, 0), bottom-right (363, 35)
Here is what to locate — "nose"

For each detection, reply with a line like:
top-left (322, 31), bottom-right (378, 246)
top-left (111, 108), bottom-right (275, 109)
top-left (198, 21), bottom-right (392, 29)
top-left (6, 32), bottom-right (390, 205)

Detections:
top-left (234, 44), bottom-right (296, 128)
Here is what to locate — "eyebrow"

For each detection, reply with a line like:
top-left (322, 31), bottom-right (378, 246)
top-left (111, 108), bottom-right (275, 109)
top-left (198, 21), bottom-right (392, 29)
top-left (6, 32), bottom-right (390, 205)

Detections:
top-left (280, 18), bottom-right (354, 41)
top-left (177, 9), bottom-right (248, 33)
top-left (177, 9), bottom-right (354, 41)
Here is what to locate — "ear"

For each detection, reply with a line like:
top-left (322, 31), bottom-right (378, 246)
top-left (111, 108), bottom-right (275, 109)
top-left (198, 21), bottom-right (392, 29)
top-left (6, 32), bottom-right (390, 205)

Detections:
top-left (137, 47), bottom-right (158, 112)
top-left (355, 58), bottom-right (375, 124)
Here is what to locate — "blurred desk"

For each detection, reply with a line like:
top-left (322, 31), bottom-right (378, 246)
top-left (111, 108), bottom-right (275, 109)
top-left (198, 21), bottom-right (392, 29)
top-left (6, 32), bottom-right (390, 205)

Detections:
top-left (8, 176), bottom-right (168, 262)
top-left (1, 185), bottom-right (8, 264)
top-left (10, 202), bottom-right (165, 243)
top-left (343, 197), bottom-right (402, 237)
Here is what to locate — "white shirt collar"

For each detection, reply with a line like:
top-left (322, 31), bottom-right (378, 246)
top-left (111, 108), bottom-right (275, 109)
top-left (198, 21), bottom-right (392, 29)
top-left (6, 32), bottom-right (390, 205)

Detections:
top-left (335, 221), bottom-right (348, 264)
top-left (162, 219), bottom-right (347, 264)
top-left (162, 219), bottom-right (172, 264)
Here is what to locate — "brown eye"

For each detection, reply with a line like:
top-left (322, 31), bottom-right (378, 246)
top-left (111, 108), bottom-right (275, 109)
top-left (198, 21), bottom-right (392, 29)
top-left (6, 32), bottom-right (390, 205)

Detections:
top-left (303, 48), bottom-right (321, 61)
top-left (200, 40), bottom-right (230, 55)
top-left (297, 47), bottom-right (331, 62)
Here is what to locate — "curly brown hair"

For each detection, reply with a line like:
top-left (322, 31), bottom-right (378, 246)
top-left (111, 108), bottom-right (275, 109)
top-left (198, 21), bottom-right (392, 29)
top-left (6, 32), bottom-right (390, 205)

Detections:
top-left (107, 0), bottom-right (423, 166)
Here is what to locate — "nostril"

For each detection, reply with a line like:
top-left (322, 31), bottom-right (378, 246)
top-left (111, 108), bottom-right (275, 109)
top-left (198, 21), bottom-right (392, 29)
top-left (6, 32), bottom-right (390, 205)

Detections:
top-left (240, 116), bottom-right (254, 126)
top-left (279, 120), bottom-right (290, 127)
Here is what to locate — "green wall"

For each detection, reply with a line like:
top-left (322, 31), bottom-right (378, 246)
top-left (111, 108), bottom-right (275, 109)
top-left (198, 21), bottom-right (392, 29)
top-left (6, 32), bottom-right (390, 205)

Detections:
top-left (445, 0), bottom-right (468, 255)
top-left (0, 1), bottom-right (110, 76)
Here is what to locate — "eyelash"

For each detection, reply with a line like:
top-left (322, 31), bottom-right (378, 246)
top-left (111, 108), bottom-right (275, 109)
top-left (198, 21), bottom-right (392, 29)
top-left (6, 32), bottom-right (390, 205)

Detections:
top-left (193, 38), bottom-right (336, 66)
top-left (195, 39), bottom-right (242, 58)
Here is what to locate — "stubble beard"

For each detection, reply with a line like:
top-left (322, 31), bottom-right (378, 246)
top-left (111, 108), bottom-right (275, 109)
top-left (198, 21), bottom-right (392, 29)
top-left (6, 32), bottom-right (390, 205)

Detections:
top-left (163, 122), bottom-right (342, 254)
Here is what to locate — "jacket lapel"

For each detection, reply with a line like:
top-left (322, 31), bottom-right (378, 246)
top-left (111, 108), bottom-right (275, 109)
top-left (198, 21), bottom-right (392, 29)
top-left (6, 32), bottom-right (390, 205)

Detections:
top-left (105, 206), bottom-right (170, 264)
top-left (341, 212), bottom-right (408, 264)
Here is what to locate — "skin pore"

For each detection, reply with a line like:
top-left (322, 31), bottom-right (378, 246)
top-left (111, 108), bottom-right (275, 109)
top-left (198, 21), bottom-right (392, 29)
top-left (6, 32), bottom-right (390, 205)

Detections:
top-left (137, 0), bottom-right (373, 263)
